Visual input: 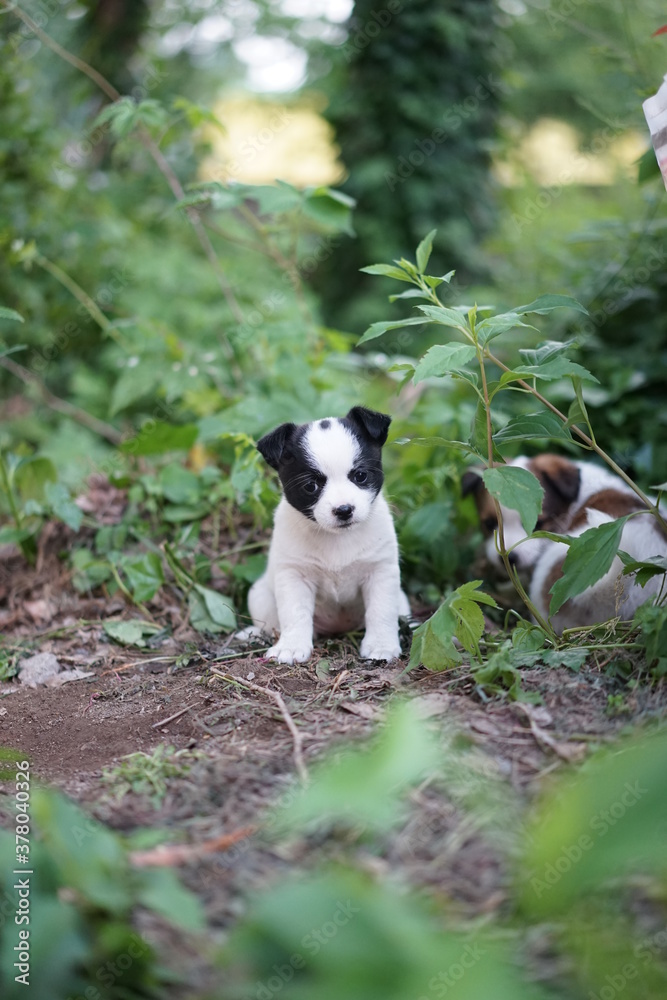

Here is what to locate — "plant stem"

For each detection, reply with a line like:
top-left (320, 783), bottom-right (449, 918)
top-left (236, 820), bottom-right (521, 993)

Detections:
top-left (473, 323), bottom-right (557, 640)
top-left (0, 453), bottom-right (22, 531)
top-left (0, 355), bottom-right (123, 444)
top-left (34, 254), bottom-right (125, 343)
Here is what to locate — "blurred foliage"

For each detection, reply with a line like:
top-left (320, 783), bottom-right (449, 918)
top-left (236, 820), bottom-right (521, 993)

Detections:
top-left (222, 703), bottom-right (667, 1000)
top-left (316, 0), bottom-right (501, 333)
top-left (0, 784), bottom-right (204, 999)
top-left (1, 9), bottom-right (667, 998)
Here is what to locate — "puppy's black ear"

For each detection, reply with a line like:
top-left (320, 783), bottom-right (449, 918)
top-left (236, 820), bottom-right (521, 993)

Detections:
top-left (345, 406), bottom-right (391, 446)
top-left (461, 468), bottom-right (484, 496)
top-left (256, 423), bottom-right (296, 471)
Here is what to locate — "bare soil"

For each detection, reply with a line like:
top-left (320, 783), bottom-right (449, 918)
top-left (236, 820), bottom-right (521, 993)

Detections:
top-left (1, 528), bottom-right (666, 994)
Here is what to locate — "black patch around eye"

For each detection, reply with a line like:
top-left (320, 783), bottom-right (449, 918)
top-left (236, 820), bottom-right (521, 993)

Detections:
top-left (282, 465), bottom-right (326, 520)
top-left (349, 461), bottom-right (384, 496)
top-left (482, 516), bottom-right (498, 533)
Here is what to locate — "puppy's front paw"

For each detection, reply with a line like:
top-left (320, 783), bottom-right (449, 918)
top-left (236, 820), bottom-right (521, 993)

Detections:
top-left (266, 642), bottom-right (313, 665)
top-left (360, 637), bottom-right (402, 662)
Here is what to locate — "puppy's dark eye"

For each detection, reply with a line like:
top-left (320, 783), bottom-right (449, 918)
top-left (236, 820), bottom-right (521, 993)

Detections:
top-left (351, 469), bottom-right (368, 485)
top-left (482, 516), bottom-right (497, 533)
top-left (303, 480), bottom-right (321, 496)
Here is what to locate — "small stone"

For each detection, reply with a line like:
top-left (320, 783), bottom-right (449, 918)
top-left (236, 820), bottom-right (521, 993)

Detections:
top-left (18, 652), bottom-right (61, 687)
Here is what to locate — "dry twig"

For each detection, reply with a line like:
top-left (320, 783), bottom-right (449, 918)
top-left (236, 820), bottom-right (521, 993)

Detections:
top-left (210, 669), bottom-right (309, 784)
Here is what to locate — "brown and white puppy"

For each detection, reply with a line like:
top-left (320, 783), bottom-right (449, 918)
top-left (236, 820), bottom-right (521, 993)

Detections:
top-left (463, 455), bottom-right (667, 631)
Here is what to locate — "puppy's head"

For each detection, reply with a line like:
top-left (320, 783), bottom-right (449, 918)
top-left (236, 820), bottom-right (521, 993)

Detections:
top-left (462, 454), bottom-right (581, 570)
top-left (257, 406), bottom-right (391, 533)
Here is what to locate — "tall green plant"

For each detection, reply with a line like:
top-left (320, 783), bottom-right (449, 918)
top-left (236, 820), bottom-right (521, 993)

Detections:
top-left (360, 231), bottom-right (667, 662)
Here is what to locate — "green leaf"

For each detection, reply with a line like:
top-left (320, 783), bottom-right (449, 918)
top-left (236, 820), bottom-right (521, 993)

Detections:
top-left (416, 303), bottom-right (470, 334)
top-left (500, 357), bottom-right (598, 386)
top-left (416, 229), bottom-right (436, 273)
top-left (226, 868), bottom-right (551, 1000)
top-left (276, 700), bottom-right (440, 834)
top-left (409, 581), bottom-right (496, 671)
top-left (476, 312), bottom-right (538, 345)
top-left (493, 412), bottom-right (572, 447)
top-left (412, 343), bottom-right (476, 383)
top-left (172, 95), bottom-right (225, 133)
top-left (360, 263), bottom-right (415, 282)
top-left (389, 289), bottom-right (432, 302)
top-left (161, 504), bottom-right (209, 523)
top-left (303, 187), bottom-right (354, 234)
top-left (409, 606), bottom-right (461, 672)
top-left (0, 524), bottom-right (36, 546)
top-left (634, 602), bottom-right (667, 674)
top-left (482, 465), bottom-right (545, 536)
top-left (549, 517), bottom-right (630, 617)
top-left (14, 456), bottom-right (57, 502)
top-left (619, 553), bottom-right (667, 588)
top-left (0, 306), bottom-right (24, 322)
top-left (637, 146), bottom-right (661, 184)
top-left (30, 789), bottom-right (130, 913)
top-left (103, 619), bottom-right (162, 647)
top-left (110, 364), bottom-right (159, 415)
top-left (159, 463), bottom-right (201, 505)
top-left (136, 867), bottom-right (206, 931)
top-left (44, 481), bottom-right (83, 531)
top-left (357, 316), bottom-right (426, 345)
top-left (512, 621), bottom-right (547, 653)
top-left (121, 553), bottom-right (164, 603)
top-left (189, 584), bottom-right (236, 633)
top-left (518, 339), bottom-right (577, 366)
top-left (468, 400), bottom-right (494, 459)
top-left (187, 181), bottom-right (244, 211)
top-left (120, 422), bottom-right (198, 456)
top-left (540, 647), bottom-right (588, 671)
top-left (93, 97), bottom-right (168, 139)
top-left (513, 294), bottom-right (588, 316)
top-left (473, 647), bottom-right (523, 700)
top-left (0, 344), bottom-right (27, 361)
top-left (71, 548), bottom-right (113, 592)
top-left (521, 728), bottom-right (667, 915)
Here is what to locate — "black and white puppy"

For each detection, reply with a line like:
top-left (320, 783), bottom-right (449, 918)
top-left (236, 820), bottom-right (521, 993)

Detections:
top-left (246, 406), bottom-right (410, 664)
top-left (463, 454), bottom-right (667, 631)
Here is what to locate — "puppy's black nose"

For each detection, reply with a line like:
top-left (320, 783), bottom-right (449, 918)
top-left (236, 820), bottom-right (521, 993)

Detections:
top-left (333, 504), bottom-right (354, 521)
